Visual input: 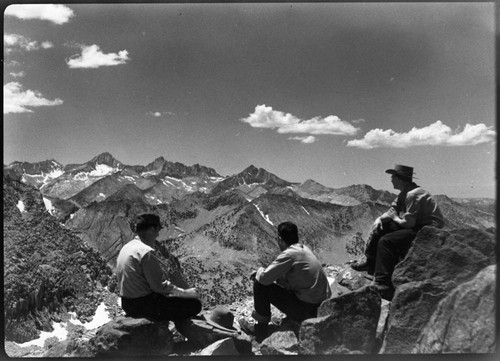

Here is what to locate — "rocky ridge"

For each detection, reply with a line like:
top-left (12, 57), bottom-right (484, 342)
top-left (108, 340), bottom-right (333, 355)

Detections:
top-left (3, 154), bottom-right (496, 356)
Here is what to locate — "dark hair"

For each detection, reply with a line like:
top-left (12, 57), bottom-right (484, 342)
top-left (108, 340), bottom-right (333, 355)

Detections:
top-left (135, 213), bottom-right (162, 232)
top-left (277, 222), bottom-right (299, 245)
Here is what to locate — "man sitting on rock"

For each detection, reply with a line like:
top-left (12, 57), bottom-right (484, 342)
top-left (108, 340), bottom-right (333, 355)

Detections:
top-left (351, 164), bottom-right (444, 300)
top-left (116, 213), bottom-right (202, 322)
top-left (238, 221), bottom-right (332, 342)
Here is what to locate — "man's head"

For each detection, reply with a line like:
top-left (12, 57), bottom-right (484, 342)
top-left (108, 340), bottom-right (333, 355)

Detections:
top-left (385, 164), bottom-right (413, 190)
top-left (134, 213), bottom-right (162, 244)
top-left (277, 222), bottom-right (299, 250)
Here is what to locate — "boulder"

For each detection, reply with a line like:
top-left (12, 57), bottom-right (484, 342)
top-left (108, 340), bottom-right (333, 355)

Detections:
top-left (335, 267), bottom-right (373, 291)
top-left (382, 227), bottom-right (496, 353)
top-left (299, 285), bottom-right (381, 354)
top-left (392, 227), bottom-right (495, 287)
top-left (87, 317), bottom-right (174, 357)
top-left (260, 331), bottom-right (299, 355)
top-left (380, 280), bottom-right (448, 353)
top-left (413, 265), bottom-right (496, 353)
top-left (199, 337), bottom-right (239, 355)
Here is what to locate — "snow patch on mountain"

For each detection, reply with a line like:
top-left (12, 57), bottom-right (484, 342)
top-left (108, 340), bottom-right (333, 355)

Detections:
top-left (42, 197), bottom-right (55, 215)
top-left (16, 200), bottom-right (25, 213)
top-left (14, 302), bottom-right (112, 348)
top-left (74, 173), bottom-right (89, 181)
top-left (141, 170), bottom-right (159, 177)
top-left (89, 164), bottom-right (116, 177)
top-left (254, 203), bottom-right (273, 225)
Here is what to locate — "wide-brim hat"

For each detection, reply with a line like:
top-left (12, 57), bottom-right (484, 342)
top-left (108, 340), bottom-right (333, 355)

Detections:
top-left (385, 164), bottom-right (415, 180)
top-left (202, 307), bottom-right (238, 333)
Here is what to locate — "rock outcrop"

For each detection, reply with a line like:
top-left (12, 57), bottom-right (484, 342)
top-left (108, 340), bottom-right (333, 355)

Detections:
top-left (88, 317), bottom-right (174, 357)
top-left (199, 337), bottom-right (239, 355)
top-left (413, 265), bottom-right (496, 353)
top-left (299, 285), bottom-right (381, 354)
top-left (381, 227), bottom-right (496, 353)
top-left (260, 331), bottom-right (299, 355)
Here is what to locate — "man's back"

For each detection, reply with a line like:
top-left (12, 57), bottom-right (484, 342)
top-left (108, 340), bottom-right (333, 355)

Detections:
top-left (257, 243), bottom-right (332, 304)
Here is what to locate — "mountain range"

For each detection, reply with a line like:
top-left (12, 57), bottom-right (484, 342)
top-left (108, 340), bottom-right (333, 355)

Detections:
top-left (4, 152), bottom-right (496, 311)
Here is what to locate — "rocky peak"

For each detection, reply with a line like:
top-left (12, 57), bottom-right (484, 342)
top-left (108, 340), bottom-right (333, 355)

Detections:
top-left (160, 161), bottom-right (220, 179)
top-left (5, 159), bottom-right (63, 175)
top-left (88, 152), bottom-right (122, 168)
top-left (298, 179), bottom-right (330, 193)
top-left (144, 157), bottom-right (166, 172)
top-left (106, 184), bottom-right (148, 204)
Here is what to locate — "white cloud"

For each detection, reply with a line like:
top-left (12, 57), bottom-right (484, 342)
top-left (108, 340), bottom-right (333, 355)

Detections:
top-left (9, 71), bottom-right (26, 78)
top-left (346, 120), bottom-right (496, 149)
top-left (66, 44), bottom-right (130, 69)
top-left (4, 34), bottom-right (53, 53)
top-left (146, 111), bottom-right (175, 117)
top-left (289, 136), bottom-right (317, 144)
top-left (4, 82), bottom-right (63, 114)
top-left (5, 4), bottom-right (74, 25)
top-left (240, 105), bottom-right (360, 137)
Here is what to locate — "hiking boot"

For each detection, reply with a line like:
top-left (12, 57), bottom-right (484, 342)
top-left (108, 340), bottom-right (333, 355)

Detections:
top-left (238, 318), bottom-right (269, 343)
top-left (373, 283), bottom-right (395, 301)
top-left (351, 260), bottom-right (375, 275)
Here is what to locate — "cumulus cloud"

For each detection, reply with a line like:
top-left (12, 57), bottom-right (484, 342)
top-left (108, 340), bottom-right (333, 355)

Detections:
top-left (4, 34), bottom-right (54, 53)
top-left (346, 120), bottom-right (496, 149)
top-left (9, 71), bottom-right (26, 78)
top-left (4, 82), bottom-right (63, 114)
top-left (66, 44), bottom-right (130, 69)
top-left (289, 136), bottom-right (317, 144)
top-left (241, 104), bottom-right (360, 139)
top-left (5, 4), bottom-right (74, 24)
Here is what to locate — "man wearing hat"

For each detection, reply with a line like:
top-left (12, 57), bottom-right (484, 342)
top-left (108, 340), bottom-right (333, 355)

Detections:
top-left (116, 213), bottom-right (202, 322)
top-left (238, 221), bottom-right (332, 342)
top-left (351, 165), bottom-right (444, 300)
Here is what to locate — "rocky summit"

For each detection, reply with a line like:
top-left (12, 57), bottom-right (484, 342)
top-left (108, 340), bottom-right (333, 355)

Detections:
top-left (3, 153), bottom-right (496, 356)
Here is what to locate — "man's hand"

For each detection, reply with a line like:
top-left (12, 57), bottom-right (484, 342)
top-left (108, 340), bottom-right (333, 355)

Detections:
top-left (372, 217), bottom-right (383, 232)
top-left (250, 270), bottom-right (257, 281)
top-left (168, 286), bottom-right (199, 299)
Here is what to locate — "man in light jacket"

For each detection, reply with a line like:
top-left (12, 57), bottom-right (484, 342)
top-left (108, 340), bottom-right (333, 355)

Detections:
top-left (116, 213), bottom-right (201, 321)
top-left (239, 221), bottom-right (332, 342)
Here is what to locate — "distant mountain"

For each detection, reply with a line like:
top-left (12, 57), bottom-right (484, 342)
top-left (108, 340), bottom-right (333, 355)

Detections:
top-left (211, 165), bottom-right (294, 199)
top-left (65, 184), bottom-right (153, 266)
top-left (451, 197), bottom-right (496, 215)
top-left (434, 195), bottom-right (496, 230)
top-left (292, 180), bottom-right (390, 206)
top-left (64, 152), bottom-right (123, 174)
top-left (4, 159), bottom-right (64, 189)
top-left (334, 184), bottom-right (395, 206)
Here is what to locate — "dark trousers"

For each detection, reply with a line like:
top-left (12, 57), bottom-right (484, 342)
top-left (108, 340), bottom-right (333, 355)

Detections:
top-left (253, 281), bottom-right (320, 323)
top-left (121, 292), bottom-right (202, 322)
top-left (365, 223), bottom-right (417, 287)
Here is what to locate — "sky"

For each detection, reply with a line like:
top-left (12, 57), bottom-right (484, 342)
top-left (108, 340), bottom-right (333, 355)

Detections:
top-left (3, 2), bottom-right (496, 198)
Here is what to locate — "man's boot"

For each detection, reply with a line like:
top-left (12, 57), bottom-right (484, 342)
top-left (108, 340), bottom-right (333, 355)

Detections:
top-left (351, 257), bottom-right (375, 275)
top-left (238, 319), bottom-right (269, 343)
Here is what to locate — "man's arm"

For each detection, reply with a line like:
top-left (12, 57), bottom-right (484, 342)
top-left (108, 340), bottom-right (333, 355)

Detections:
top-left (387, 193), bottom-right (418, 229)
top-left (387, 211), bottom-right (416, 229)
top-left (141, 252), bottom-right (198, 298)
top-left (255, 252), bottom-right (294, 285)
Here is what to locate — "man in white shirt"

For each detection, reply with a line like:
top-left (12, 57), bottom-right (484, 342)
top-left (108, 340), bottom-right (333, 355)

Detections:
top-left (239, 222), bottom-right (332, 342)
top-left (116, 213), bottom-right (201, 321)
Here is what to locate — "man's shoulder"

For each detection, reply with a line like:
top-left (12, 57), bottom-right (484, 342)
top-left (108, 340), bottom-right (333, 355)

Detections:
top-left (123, 238), bottom-right (154, 253)
top-left (407, 185), bottom-right (431, 197)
